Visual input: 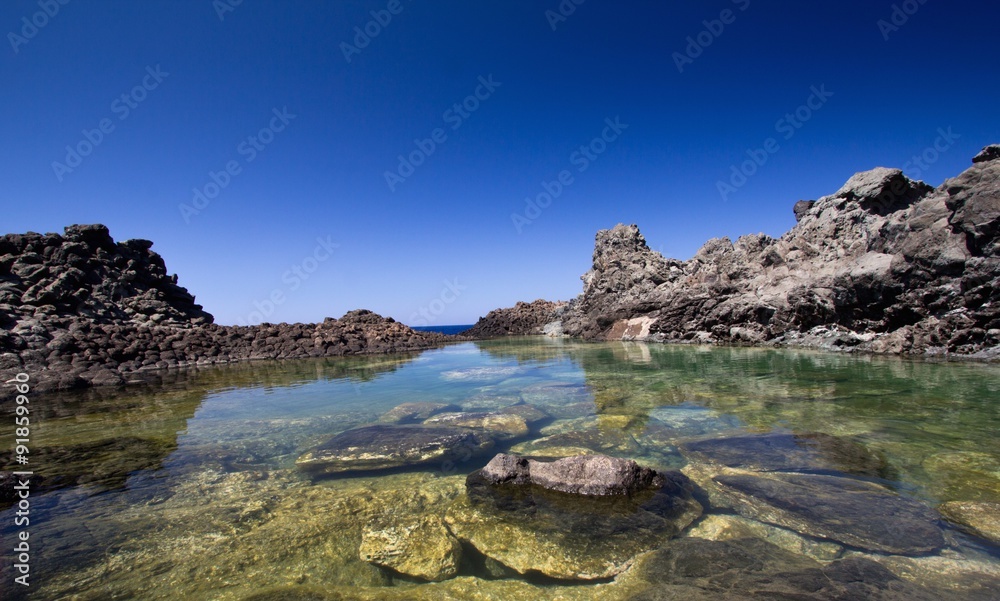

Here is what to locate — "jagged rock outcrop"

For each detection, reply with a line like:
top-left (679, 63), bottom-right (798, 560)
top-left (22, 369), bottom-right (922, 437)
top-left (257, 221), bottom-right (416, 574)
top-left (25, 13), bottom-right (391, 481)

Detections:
top-left (0, 224), bottom-right (211, 325)
top-left (0, 225), bottom-right (449, 396)
top-left (461, 299), bottom-right (566, 338)
top-left (554, 145), bottom-right (1000, 357)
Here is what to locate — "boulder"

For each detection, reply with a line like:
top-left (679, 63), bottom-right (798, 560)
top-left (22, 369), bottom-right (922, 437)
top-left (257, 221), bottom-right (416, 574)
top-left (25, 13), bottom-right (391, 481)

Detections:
top-left (479, 453), bottom-right (530, 485)
top-left (793, 199), bottom-right (816, 222)
top-left (972, 144), bottom-right (1000, 163)
top-left (533, 454), bottom-right (664, 496)
top-left (446, 458), bottom-right (702, 580)
top-left (358, 515), bottom-right (462, 581)
top-left (476, 453), bottom-right (666, 496)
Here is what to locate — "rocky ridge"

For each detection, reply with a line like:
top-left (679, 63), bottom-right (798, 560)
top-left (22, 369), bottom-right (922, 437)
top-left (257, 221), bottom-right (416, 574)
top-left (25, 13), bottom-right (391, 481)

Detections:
top-left (460, 299), bottom-right (567, 338)
top-left (472, 144), bottom-right (1000, 357)
top-left (0, 224), bottom-right (449, 396)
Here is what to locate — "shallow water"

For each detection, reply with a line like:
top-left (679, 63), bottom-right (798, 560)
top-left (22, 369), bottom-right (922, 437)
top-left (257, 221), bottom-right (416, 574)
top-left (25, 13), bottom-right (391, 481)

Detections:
top-left (2, 339), bottom-right (999, 599)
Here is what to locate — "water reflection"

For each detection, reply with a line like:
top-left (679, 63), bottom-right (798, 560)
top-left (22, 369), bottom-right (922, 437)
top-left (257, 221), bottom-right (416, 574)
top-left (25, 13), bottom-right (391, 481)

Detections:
top-left (0, 340), bottom-right (997, 600)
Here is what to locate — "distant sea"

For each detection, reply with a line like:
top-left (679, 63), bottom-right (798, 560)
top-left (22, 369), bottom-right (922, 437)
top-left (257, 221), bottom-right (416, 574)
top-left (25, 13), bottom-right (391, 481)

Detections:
top-left (410, 324), bottom-right (474, 335)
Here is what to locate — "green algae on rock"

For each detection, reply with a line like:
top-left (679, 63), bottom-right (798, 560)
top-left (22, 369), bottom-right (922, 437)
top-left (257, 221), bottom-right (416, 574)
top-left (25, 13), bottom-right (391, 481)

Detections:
top-left (679, 431), bottom-right (891, 477)
top-left (358, 514), bottom-right (462, 581)
top-left (296, 425), bottom-right (494, 474)
top-left (378, 402), bottom-right (461, 424)
top-left (422, 411), bottom-right (530, 440)
top-left (938, 501), bottom-right (1000, 544)
top-left (714, 472), bottom-right (946, 555)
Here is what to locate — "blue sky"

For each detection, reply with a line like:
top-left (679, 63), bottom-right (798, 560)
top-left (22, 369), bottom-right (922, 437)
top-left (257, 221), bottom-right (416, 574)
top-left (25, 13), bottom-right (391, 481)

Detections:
top-left (3, 1), bottom-right (998, 326)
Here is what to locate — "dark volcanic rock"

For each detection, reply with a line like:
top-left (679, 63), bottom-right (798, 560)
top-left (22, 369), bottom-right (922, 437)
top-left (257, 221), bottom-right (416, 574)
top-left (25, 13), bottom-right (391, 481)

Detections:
top-left (461, 299), bottom-right (567, 338)
top-left (0, 224), bottom-right (451, 397)
top-left (631, 537), bottom-right (961, 601)
top-left (680, 432), bottom-right (890, 477)
top-left (295, 425), bottom-right (494, 474)
top-left (713, 472), bottom-right (946, 555)
top-left (972, 144), bottom-right (1000, 163)
top-left (542, 146), bottom-right (1000, 357)
top-left (476, 452), bottom-right (665, 496)
top-left (479, 452), bottom-right (531, 485)
top-left (448, 457), bottom-right (702, 580)
top-left (793, 199), bottom-right (816, 222)
top-left (533, 454), bottom-right (664, 496)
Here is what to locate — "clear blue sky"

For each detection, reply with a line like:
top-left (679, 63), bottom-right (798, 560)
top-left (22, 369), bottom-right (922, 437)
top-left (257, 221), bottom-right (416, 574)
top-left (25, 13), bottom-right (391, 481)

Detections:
top-left (3, 1), bottom-right (998, 326)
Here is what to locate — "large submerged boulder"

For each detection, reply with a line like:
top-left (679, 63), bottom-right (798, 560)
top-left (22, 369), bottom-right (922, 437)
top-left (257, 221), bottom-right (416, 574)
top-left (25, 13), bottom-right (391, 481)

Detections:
top-left (679, 431), bottom-right (890, 477)
top-left (713, 472), bottom-right (946, 555)
top-left (478, 452), bottom-right (665, 496)
top-left (296, 425), bottom-right (494, 474)
top-left (630, 537), bottom-right (964, 601)
top-left (445, 453), bottom-right (702, 580)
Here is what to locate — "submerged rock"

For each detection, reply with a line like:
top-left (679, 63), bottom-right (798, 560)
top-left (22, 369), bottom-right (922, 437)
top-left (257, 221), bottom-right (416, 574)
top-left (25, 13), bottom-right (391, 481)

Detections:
top-left (685, 513), bottom-right (844, 562)
top-left (296, 425), bottom-right (494, 474)
top-left (440, 366), bottom-right (521, 381)
top-left (493, 403), bottom-right (550, 426)
top-left (680, 431), bottom-right (890, 477)
top-left (358, 515), bottom-right (462, 581)
top-left (713, 472), bottom-right (945, 555)
top-left (630, 537), bottom-right (951, 601)
top-left (379, 402), bottom-right (461, 424)
top-left (446, 462), bottom-right (702, 580)
top-left (423, 412), bottom-right (529, 440)
top-left (510, 425), bottom-right (642, 457)
top-left (938, 501), bottom-right (1000, 544)
top-left (922, 451), bottom-right (1000, 502)
top-left (458, 392), bottom-right (524, 411)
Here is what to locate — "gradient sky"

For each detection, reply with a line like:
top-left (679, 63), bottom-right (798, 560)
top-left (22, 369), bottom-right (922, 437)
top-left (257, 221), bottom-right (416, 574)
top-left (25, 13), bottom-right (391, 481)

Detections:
top-left (3, 1), bottom-right (998, 326)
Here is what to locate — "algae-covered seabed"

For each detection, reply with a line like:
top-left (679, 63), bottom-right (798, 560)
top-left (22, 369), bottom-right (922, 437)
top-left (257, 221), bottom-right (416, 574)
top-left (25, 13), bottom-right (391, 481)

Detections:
top-left (2, 339), bottom-right (999, 600)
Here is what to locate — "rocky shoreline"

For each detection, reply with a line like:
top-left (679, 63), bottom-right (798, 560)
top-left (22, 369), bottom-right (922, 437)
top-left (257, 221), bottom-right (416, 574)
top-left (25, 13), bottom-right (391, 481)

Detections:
top-left (0, 224), bottom-right (450, 397)
top-left (3, 145), bottom-right (998, 397)
top-left (468, 144), bottom-right (1000, 359)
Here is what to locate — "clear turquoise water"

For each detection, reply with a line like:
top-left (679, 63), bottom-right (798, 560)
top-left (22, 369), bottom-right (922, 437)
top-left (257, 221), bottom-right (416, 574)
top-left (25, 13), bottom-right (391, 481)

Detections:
top-left (1, 338), bottom-right (998, 599)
